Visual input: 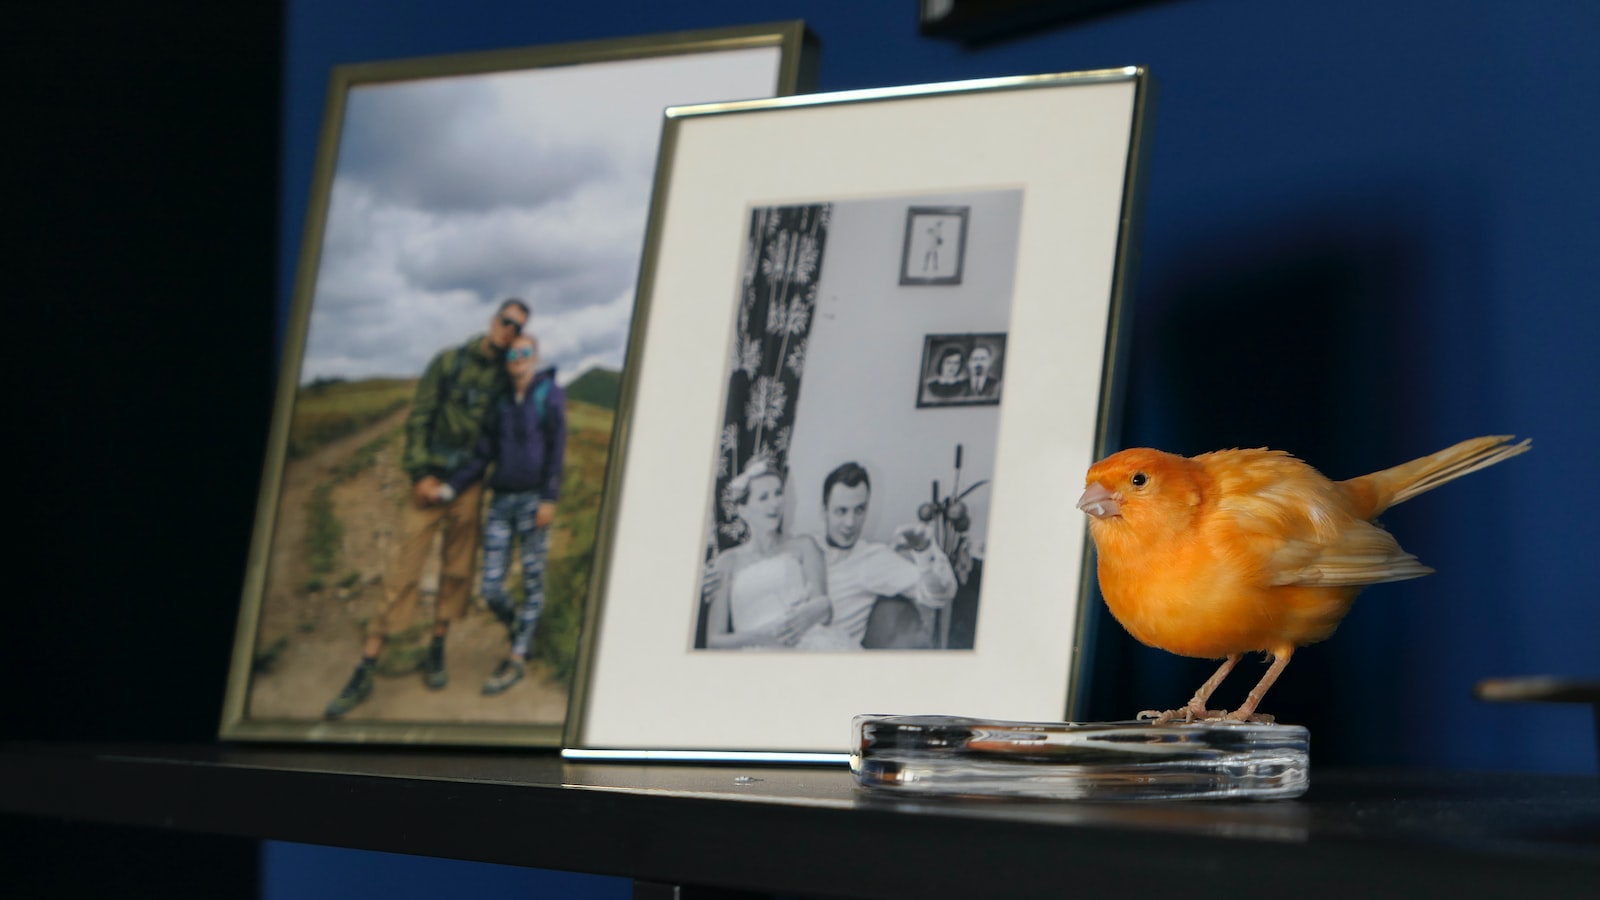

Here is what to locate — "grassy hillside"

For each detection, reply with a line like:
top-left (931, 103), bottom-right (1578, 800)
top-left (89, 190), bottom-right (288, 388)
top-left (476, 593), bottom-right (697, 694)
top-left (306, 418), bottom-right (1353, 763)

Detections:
top-left (564, 367), bottom-right (620, 410)
top-left (536, 396), bottom-right (614, 683)
top-left (287, 377), bottom-right (415, 458)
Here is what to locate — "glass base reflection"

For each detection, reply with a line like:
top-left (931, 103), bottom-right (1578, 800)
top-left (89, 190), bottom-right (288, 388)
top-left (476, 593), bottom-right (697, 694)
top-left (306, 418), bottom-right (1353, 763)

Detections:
top-left (851, 714), bottom-right (1309, 801)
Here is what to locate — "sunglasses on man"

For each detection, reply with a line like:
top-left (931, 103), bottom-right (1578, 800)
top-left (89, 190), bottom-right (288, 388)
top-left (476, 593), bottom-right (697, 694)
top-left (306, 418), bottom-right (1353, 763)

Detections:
top-left (499, 316), bottom-right (526, 334)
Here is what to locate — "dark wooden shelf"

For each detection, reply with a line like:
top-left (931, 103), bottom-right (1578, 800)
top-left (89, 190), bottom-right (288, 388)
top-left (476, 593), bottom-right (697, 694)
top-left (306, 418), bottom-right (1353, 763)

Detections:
top-left (2, 741), bottom-right (1596, 898)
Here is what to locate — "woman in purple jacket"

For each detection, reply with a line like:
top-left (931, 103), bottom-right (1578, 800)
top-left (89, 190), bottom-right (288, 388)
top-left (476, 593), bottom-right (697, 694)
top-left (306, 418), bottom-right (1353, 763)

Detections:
top-left (438, 332), bottom-right (566, 695)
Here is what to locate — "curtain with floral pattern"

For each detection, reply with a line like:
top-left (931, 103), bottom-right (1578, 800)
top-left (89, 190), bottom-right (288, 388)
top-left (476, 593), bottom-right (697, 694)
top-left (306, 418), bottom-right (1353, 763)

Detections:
top-left (710, 203), bottom-right (832, 554)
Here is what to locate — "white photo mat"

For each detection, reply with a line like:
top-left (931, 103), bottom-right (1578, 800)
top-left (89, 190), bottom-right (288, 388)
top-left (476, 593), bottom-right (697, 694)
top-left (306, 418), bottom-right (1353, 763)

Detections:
top-left (567, 68), bottom-right (1150, 757)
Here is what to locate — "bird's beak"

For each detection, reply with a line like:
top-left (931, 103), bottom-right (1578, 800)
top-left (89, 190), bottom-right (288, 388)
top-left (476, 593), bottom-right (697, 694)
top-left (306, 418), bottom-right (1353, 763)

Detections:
top-left (1076, 482), bottom-right (1121, 519)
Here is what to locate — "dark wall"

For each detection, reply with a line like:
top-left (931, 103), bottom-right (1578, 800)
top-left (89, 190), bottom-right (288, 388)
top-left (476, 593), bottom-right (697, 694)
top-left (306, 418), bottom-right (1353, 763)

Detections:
top-left (16, 0), bottom-right (1591, 768)
top-left (282, 0), bottom-right (1600, 774)
top-left (11, 0), bottom-right (1596, 894)
top-left (14, 1), bottom-right (279, 744)
top-left (12, 2), bottom-right (280, 894)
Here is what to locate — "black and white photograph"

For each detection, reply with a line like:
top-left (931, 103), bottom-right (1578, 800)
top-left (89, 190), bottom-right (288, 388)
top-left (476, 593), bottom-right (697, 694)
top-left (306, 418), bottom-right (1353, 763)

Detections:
top-left (917, 332), bottom-right (1007, 408)
top-left (899, 205), bottom-right (970, 285)
top-left (569, 69), bottom-right (1147, 756)
top-left (693, 189), bottom-right (1022, 654)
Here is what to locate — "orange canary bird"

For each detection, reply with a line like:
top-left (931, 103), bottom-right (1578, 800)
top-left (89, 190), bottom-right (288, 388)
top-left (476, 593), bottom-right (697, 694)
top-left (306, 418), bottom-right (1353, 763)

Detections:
top-left (1077, 434), bottom-right (1530, 724)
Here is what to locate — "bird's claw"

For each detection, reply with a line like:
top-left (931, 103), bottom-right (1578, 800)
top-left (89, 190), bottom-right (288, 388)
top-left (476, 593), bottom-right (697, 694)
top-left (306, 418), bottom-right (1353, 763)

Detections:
top-left (1137, 706), bottom-right (1230, 725)
top-left (1138, 706), bottom-right (1271, 725)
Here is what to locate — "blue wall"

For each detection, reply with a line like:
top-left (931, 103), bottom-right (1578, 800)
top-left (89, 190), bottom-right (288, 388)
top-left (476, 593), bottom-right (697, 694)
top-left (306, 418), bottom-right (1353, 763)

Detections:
top-left (281, 0), bottom-right (1593, 759)
top-left (277, 0), bottom-right (1597, 892)
top-left (281, 0), bottom-right (1597, 772)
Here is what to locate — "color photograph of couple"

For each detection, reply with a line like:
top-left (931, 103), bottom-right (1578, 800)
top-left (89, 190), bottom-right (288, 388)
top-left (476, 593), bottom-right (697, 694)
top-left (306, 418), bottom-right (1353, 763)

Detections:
top-left (692, 188), bottom-right (1024, 653)
top-left (238, 45), bottom-right (787, 729)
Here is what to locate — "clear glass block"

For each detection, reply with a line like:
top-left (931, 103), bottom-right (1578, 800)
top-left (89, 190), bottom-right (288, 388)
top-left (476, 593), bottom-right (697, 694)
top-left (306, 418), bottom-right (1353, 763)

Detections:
top-left (851, 714), bottom-right (1309, 801)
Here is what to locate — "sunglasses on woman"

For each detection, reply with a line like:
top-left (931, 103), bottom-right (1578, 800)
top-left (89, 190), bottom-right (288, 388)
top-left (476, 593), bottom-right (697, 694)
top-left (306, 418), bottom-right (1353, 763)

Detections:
top-left (506, 347), bottom-right (535, 361)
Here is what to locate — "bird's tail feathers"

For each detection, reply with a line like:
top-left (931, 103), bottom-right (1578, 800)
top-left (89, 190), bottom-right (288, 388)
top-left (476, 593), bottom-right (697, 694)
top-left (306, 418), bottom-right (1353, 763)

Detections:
top-left (1366, 434), bottom-right (1530, 512)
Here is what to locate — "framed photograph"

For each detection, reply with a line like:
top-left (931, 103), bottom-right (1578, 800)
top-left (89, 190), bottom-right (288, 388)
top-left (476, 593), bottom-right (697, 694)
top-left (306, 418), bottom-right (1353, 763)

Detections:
top-left (899, 205), bottom-right (969, 285)
top-left (220, 23), bottom-right (817, 746)
top-left (917, 332), bottom-right (1006, 408)
top-left (566, 67), bottom-right (1152, 760)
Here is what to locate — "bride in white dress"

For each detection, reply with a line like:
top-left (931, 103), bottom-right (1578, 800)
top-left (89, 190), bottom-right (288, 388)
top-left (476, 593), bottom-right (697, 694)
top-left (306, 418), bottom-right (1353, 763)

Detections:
top-left (703, 461), bottom-right (833, 650)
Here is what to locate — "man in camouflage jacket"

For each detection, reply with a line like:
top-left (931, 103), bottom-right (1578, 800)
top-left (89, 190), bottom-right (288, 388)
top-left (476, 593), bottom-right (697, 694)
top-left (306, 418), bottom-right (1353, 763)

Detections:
top-left (325, 298), bottom-right (529, 719)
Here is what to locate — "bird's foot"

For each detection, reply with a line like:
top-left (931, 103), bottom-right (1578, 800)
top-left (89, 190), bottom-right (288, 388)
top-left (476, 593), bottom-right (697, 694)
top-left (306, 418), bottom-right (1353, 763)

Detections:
top-left (1137, 705), bottom-right (1230, 725)
top-left (1222, 709), bottom-right (1276, 725)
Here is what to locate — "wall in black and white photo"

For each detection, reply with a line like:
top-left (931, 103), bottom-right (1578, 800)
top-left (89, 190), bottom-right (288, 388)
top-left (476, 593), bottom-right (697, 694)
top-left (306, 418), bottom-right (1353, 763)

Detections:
top-left (785, 188), bottom-right (1023, 557)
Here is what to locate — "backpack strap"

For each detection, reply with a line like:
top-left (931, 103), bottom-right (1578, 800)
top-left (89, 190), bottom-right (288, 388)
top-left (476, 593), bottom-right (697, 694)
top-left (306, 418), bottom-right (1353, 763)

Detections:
top-left (532, 377), bottom-right (551, 421)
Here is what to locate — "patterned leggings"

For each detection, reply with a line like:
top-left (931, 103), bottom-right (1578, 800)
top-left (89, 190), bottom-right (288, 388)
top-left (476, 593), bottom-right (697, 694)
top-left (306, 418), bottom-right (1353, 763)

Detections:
top-left (481, 490), bottom-right (551, 659)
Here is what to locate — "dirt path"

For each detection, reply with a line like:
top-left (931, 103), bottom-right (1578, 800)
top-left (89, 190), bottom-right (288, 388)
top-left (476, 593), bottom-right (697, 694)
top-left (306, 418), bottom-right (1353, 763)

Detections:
top-left (246, 405), bottom-right (569, 727)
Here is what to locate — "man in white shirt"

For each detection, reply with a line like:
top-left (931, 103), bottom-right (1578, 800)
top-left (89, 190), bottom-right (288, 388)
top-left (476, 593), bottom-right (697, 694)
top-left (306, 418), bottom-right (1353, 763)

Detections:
top-left (814, 461), bottom-right (957, 649)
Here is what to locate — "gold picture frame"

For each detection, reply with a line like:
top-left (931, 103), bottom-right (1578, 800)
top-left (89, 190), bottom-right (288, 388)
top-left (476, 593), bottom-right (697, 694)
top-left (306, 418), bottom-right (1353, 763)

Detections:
top-left (221, 22), bottom-right (817, 746)
top-left (566, 67), bottom-right (1153, 761)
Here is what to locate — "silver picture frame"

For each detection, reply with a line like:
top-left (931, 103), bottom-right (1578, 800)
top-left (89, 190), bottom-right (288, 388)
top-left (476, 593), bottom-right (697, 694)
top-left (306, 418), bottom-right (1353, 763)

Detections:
top-left (566, 66), bottom-right (1153, 761)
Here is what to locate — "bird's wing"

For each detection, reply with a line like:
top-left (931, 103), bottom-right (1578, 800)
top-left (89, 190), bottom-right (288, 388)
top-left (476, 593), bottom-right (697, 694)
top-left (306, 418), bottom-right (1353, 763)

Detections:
top-left (1265, 518), bottom-right (1434, 586)
top-left (1208, 469), bottom-right (1434, 588)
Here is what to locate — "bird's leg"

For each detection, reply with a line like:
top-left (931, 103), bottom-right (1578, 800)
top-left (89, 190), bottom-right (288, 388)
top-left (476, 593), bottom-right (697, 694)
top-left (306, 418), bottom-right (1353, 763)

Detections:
top-left (1185, 653), bottom-right (1243, 719)
top-left (1138, 654), bottom-right (1241, 724)
top-left (1223, 650), bottom-right (1292, 724)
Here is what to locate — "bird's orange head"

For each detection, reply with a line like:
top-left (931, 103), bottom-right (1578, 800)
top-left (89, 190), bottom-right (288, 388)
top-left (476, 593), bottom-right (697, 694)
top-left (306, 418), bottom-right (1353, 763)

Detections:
top-left (1077, 448), bottom-right (1208, 541)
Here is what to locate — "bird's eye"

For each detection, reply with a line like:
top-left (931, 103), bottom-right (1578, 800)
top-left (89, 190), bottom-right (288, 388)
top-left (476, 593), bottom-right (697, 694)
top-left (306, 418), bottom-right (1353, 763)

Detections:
top-left (1130, 471), bottom-right (1148, 487)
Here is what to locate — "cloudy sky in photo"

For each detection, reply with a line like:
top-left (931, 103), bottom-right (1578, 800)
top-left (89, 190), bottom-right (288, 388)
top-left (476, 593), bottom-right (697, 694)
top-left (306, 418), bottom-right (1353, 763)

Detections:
top-left (298, 46), bottom-right (781, 385)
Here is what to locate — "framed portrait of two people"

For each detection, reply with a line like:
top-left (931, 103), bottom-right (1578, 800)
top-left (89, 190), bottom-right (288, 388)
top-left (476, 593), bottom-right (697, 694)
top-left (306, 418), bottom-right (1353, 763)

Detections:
top-left (220, 22), bottom-right (816, 747)
top-left (567, 67), bottom-right (1152, 760)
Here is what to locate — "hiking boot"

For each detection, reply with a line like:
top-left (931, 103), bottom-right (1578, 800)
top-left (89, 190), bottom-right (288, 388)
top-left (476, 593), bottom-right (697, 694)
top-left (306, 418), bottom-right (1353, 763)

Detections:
top-left (423, 639), bottom-right (448, 690)
top-left (482, 658), bottom-right (525, 696)
top-left (325, 664), bottom-right (374, 719)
